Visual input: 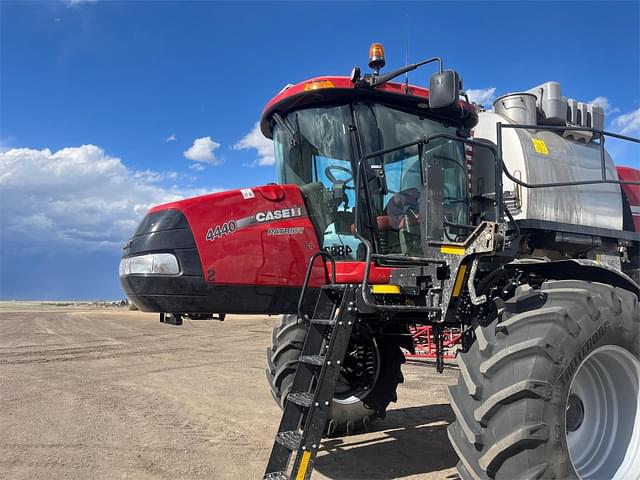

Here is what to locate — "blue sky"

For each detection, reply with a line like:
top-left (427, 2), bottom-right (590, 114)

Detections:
top-left (1, 0), bottom-right (639, 300)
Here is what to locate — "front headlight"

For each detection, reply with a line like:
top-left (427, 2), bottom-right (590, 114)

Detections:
top-left (119, 257), bottom-right (130, 276)
top-left (119, 253), bottom-right (180, 276)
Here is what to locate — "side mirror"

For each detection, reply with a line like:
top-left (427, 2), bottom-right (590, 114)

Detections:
top-left (429, 70), bottom-right (461, 110)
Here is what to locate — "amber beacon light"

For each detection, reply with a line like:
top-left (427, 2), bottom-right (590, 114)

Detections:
top-left (368, 43), bottom-right (386, 72)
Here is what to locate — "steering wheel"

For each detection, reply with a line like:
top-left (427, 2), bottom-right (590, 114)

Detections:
top-left (325, 165), bottom-right (354, 189)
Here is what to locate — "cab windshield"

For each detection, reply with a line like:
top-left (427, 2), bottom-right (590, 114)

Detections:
top-left (273, 102), bottom-right (469, 259)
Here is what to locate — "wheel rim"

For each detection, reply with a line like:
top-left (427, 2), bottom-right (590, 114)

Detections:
top-left (566, 345), bottom-right (640, 479)
top-left (332, 336), bottom-right (380, 404)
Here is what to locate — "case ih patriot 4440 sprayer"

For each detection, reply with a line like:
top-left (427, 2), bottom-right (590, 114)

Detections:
top-left (120, 44), bottom-right (640, 480)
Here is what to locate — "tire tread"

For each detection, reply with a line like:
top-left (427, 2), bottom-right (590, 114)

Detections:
top-left (449, 279), bottom-right (639, 480)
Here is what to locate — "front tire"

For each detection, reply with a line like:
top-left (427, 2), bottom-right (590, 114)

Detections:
top-left (266, 314), bottom-right (405, 436)
top-left (448, 280), bottom-right (640, 479)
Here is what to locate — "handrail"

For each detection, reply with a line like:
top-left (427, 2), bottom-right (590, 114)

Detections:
top-left (355, 133), bottom-right (500, 231)
top-left (348, 125), bottom-right (639, 313)
top-left (497, 123), bottom-right (640, 189)
top-left (355, 233), bottom-right (443, 313)
top-left (358, 134), bottom-right (499, 163)
top-left (296, 251), bottom-right (336, 322)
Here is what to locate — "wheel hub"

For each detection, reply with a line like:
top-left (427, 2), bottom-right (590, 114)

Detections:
top-left (566, 394), bottom-right (585, 433)
top-left (333, 333), bottom-right (380, 403)
top-left (566, 345), bottom-right (640, 480)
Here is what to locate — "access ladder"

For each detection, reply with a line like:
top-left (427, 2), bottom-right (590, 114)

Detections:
top-left (263, 283), bottom-right (357, 480)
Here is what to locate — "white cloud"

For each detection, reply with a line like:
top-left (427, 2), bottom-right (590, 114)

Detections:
top-left (183, 136), bottom-right (222, 166)
top-left (589, 96), bottom-right (620, 115)
top-left (466, 87), bottom-right (497, 107)
top-left (164, 133), bottom-right (177, 142)
top-left (0, 145), bottom-right (213, 254)
top-left (233, 122), bottom-right (274, 166)
top-left (189, 163), bottom-right (205, 172)
top-left (612, 107), bottom-right (640, 136)
top-left (63, 0), bottom-right (98, 6)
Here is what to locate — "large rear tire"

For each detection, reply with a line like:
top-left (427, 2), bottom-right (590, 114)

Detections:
top-left (448, 280), bottom-right (640, 479)
top-left (266, 314), bottom-right (405, 436)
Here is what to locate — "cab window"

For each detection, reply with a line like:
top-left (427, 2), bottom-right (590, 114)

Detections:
top-left (273, 105), bottom-right (361, 260)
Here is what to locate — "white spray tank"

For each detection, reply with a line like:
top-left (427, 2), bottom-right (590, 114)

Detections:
top-left (471, 81), bottom-right (621, 230)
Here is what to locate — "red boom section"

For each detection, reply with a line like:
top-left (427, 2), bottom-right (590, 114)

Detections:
top-left (405, 326), bottom-right (462, 360)
top-left (618, 166), bottom-right (640, 232)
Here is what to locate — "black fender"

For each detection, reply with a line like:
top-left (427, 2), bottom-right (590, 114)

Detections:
top-left (504, 258), bottom-right (639, 297)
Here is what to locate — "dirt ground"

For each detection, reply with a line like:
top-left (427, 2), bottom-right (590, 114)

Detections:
top-left (0, 304), bottom-right (460, 479)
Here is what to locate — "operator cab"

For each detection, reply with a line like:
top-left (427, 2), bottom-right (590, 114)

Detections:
top-left (262, 44), bottom-right (478, 262)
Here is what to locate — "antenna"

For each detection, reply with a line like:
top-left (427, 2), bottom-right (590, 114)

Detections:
top-left (404, 14), bottom-right (410, 93)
